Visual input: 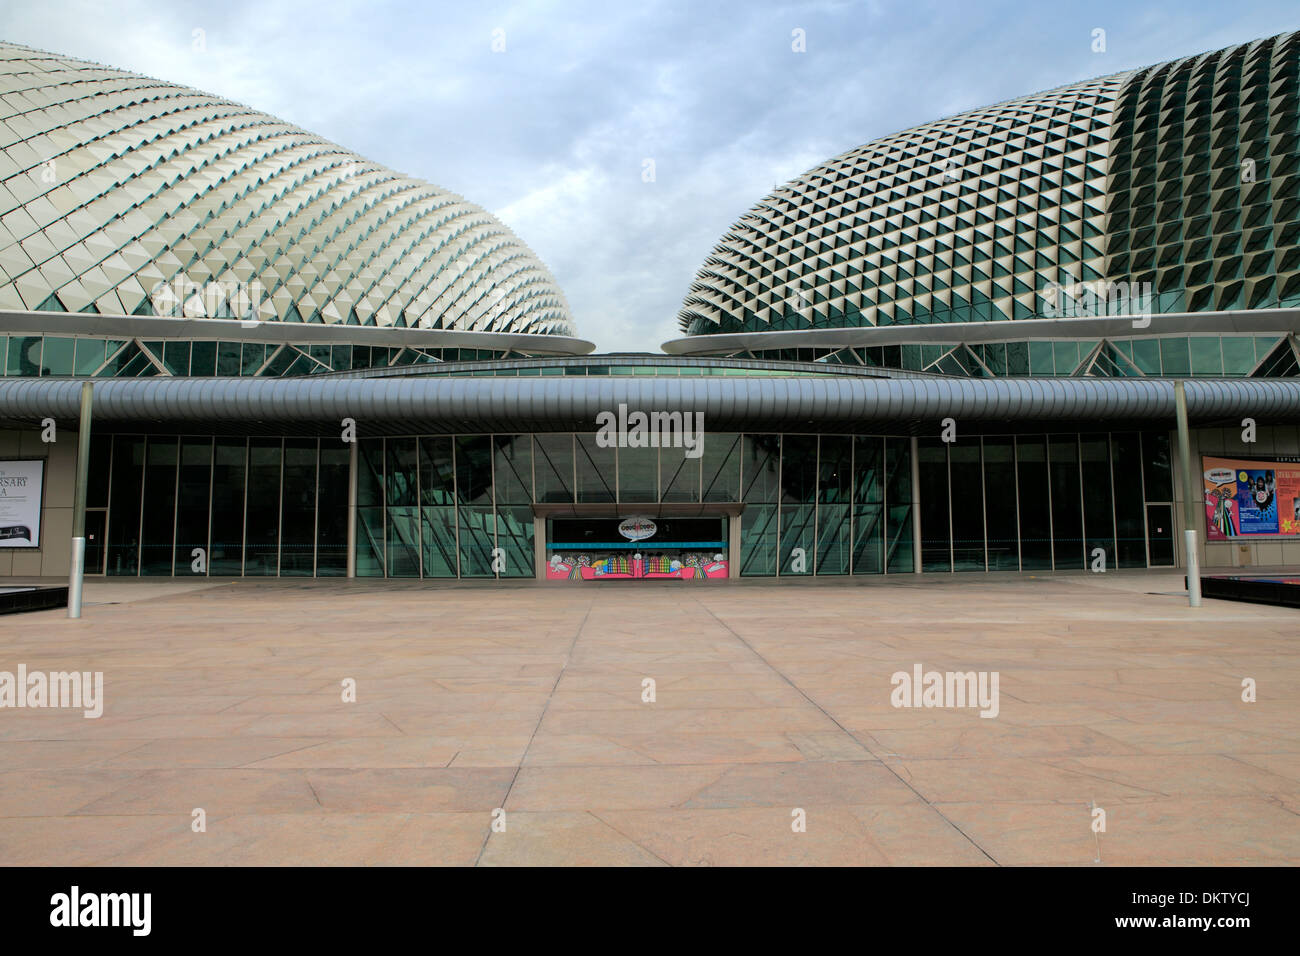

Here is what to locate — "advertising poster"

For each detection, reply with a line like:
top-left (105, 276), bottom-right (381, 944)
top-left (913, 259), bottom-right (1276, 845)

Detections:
top-left (1203, 455), bottom-right (1300, 540)
top-left (0, 459), bottom-right (45, 548)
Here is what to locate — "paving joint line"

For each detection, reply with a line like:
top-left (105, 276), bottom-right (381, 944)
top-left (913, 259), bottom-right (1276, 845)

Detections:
top-left (692, 593), bottom-right (1001, 866)
top-left (472, 598), bottom-right (594, 866)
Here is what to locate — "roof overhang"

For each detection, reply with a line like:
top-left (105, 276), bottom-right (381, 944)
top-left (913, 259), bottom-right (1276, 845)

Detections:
top-left (0, 309), bottom-right (597, 355)
top-left (2, 376), bottom-right (1298, 437)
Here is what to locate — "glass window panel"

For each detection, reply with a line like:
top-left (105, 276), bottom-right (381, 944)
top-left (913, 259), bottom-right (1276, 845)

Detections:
top-left (456, 435), bottom-right (494, 506)
top-left (533, 434), bottom-right (574, 503)
top-left (244, 439), bottom-right (281, 576)
top-left (702, 433), bottom-right (741, 502)
top-left (174, 438), bottom-right (212, 575)
top-left (851, 502), bottom-right (884, 574)
top-left (739, 503), bottom-right (778, 576)
top-left (420, 506), bottom-right (458, 577)
top-left (1221, 336), bottom-right (1257, 375)
top-left (355, 507), bottom-right (384, 576)
top-left (780, 435), bottom-right (817, 574)
top-left (457, 505), bottom-right (495, 577)
top-left (1049, 435), bottom-right (1084, 570)
top-left (74, 338), bottom-right (105, 375)
top-left (1029, 341), bottom-right (1055, 375)
top-left (386, 507), bottom-right (420, 577)
top-left (815, 436), bottom-right (852, 575)
top-left (1159, 337), bottom-right (1190, 376)
top-left (884, 437), bottom-right (914, 573)
top-left (316, 443), bottom-right (350, 576)
top-left (742, 435), bottom-right (781, 503)
top-left (419, 437), bottom-right (455, 506)
top-left (241, 343), bottom-right (267, 375)
top-left (1142, 431), bottom-right (1173, 500)
top-left (357, 439), bottom-right (383, 508)
top-left (190, 341), bottom-right (217, 376)
top-left (1005, 342), bottom-right (1030, 375)
top-left (659, 443), bottom-right (699, 502)
top-left (216, 342), bottom-right (242, 376)
top-left (493, 435), bottom-right (532, 504)
top-left (982, 437), bottom-right (1019, 570)
top-left (574, 433), bottom-right (615, 503)
top-left (210, 438), bottom-right (245, 575)
top-left (1080, 436), bottom-right (1115, 570)
top-left (6, 336), bottom-right (41, 375)
top-left (107, 435), bottom-right (143, 575)
top-left (162, 341), bottom-right (190, 376)
top-left (949, 441), bottom-right (985, 570)
top-left (1110, 432), bottom-right (1147, 568)
top-left (1131, 338), bottom-right (1162, 374)
top-left (1189, 336), bottom-right (1223, 375)
top-left (42, 336), bottom-right (74, 375)
top-left (139, 437), bottom-right (177, 575)
top-left (280, 439), bottom-right (317, 577)
top-left (495, 505), bottom-right (534, 577)
top-left (853, 436), bottom-right (883, 504)
top-left (1053, 341), bottom-right (1080, 375)
top-left (917, 438), bottom-right (951, 571)
top-left (1016, 436), bottom-right (1052, 570)
top-left (87, 433), bottom-right (111, 509)
top-left (617, 444), bottom-right (657, 502)
top-left (386, 437), bottom-right (418, 507)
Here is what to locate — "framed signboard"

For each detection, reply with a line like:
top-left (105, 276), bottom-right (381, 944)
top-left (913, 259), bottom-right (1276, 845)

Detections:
top-left (1203, 455), bottom-right (1300, 540)
top-left (0, 459), bottom-right (45, 548)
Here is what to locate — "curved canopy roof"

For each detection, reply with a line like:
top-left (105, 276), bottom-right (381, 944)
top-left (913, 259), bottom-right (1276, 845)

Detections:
top-left (4, 375), bottom-right (1298, 436)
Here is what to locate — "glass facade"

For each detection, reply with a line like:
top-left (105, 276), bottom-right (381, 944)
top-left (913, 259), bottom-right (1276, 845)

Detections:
top-left (914, 431), bottom-right (1172, 572)
top-left (727, 334), bottom-right (1298, 377)
top-left (0, 335), bottom-right (516, 377)
top-left (94, 429), bottom-right (1179, 579)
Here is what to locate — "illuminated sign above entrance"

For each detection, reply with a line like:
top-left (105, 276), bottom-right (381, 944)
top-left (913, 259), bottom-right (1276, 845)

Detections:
top-left (618, 516), bottom-right (658, 541)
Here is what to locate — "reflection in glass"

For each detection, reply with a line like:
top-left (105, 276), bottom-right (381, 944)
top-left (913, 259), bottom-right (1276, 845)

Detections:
top-left (174, 438), bottom-right (212, 575)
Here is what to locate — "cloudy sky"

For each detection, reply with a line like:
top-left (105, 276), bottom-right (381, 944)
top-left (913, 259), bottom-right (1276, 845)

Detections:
top-left (4, 0), bottom-right (1298, 350)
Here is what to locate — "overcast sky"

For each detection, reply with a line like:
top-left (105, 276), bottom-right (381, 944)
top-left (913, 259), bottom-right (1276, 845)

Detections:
top-left (4, 0), bottom-right (1298, 351)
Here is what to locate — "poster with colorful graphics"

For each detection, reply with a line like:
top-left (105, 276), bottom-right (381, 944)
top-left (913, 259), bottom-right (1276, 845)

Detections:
top-left (0, 459), bottom-right (44, 548)
top-left (1203, 456), bottom-right (1300, 540)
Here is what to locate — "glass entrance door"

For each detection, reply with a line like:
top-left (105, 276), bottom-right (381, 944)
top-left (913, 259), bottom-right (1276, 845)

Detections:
top-left (1146, 503), bottom-right (1175, 567)
top-left (85, 509), bottom-right (107, 575)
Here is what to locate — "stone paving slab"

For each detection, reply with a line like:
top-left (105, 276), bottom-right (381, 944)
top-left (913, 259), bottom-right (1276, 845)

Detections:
top-left (0, 570), bottom-right (1296, 866)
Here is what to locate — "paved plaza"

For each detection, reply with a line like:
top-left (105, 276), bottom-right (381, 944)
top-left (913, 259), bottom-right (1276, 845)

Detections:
top-left (0, 572), bottom-right (1297, 866)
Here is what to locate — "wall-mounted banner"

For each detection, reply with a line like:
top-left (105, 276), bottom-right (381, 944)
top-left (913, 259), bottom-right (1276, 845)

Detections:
top-left (1203, 455), bottom-right (1300, 540)
top-left (0, 459), bottom-right (44, 548)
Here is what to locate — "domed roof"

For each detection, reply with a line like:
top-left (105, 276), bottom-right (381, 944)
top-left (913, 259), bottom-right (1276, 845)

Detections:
top-left (679, 30), bottom-right (1300, 336)
top-left (0, 42), bottom-right (575, 335)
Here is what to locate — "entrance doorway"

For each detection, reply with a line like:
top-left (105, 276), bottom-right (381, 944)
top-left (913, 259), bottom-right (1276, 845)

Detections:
top-left (544, 515), bottom-right (729, 580)
top-left (84, 509), bottom-right (107, 575)
top-left (1146, 503), bottom-right (1175, 567)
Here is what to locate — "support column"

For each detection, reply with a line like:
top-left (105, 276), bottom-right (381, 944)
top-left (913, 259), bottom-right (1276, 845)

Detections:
top-left (1174, 380), bottom-right (1201, 607)
top-left (728, 512), bottom-right (741, 576)
top-left (346, 438), bottom-right (358, 578)
top-left (910, 435), bottom-right (922, 574)
top-left (68, 382), bottom-right (93, 618)
top-left (534, 515), bottom-right (546, 580)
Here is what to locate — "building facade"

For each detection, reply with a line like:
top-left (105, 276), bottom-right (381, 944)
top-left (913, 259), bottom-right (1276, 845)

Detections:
top-left (2, 36), bottom-right (1300, 584)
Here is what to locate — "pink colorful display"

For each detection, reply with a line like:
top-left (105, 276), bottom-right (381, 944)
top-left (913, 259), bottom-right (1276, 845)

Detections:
top-left (546, 553), bottom-right (729, 580)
